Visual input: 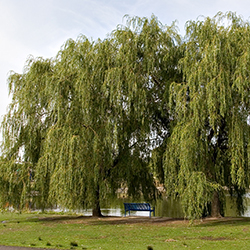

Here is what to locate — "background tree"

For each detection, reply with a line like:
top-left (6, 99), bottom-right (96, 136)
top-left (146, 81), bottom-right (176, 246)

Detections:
top-left (165, 12), bottom-right (250, 219)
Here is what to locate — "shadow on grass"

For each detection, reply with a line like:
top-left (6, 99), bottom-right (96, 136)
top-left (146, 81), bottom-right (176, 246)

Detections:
top-left (7, 213), bottom-right (249, 228)
top-left (36, 215), bottom-right (187, 226)
top-left (195, 217), bottom-right (250, 227)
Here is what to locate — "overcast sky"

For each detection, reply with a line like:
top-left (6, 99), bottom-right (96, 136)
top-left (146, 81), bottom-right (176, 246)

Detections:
top-left (1, 0), bottom-right (250, 138)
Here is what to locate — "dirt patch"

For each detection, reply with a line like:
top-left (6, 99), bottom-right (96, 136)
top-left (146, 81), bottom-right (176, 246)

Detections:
top-left (165, 238), bottom-right (177, 242)
top-left (200, 236), bottom-right (230, 241)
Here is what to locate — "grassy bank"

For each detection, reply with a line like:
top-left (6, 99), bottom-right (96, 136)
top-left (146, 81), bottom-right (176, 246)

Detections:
top-left (0, 212), bottom-right (250, 249)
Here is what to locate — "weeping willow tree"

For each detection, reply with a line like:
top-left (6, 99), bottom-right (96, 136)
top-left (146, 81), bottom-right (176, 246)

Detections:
top-left (0, 57), bottom-right (54, 210)
top-left (0, 15), bottom-right (181, 216)
top-left (4, 13), bottom-right (248, 219)
top-left (165, 12), bottom-right (250, 219)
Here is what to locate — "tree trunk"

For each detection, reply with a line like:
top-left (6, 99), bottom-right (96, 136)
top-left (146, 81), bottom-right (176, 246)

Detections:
top-left (92, 184), bottom-right (103, 217)
top-left (211, 191), bottom-right (222, 218)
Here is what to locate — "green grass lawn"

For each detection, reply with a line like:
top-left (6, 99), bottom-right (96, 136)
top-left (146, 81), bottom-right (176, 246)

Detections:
top-left (0, 212), bottom-right (250, 249)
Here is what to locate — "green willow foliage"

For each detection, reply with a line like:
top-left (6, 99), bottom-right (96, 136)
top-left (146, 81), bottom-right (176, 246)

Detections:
top-left (166, 12), bottom-right (250, 219)
top-left (1, 13), bottom-right (250, 219)
top-left (0, 15), bottom-right (181, 215)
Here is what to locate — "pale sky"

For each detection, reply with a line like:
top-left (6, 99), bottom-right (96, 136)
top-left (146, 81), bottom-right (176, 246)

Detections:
top-left (1, 0), bottom-right (250, 140)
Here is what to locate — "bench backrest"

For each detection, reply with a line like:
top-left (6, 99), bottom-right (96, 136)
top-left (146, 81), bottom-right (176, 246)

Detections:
top-left (124, 203), bottom-right (152, 211)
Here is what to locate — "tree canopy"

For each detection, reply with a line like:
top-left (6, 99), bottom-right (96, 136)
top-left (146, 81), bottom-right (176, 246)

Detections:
top-left (0, 15), bottom-right (181, 216)
top-left (1, 12), bottom-right (250, 219)
top-left (165, 12), bottom-right (250, 219)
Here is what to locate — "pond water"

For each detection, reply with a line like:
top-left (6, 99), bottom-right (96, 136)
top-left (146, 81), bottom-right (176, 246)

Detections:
top-left (80, 195), bottom-right (250, 218)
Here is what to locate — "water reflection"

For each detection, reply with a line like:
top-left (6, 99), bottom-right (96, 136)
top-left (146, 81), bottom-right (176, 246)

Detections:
top-left (155, 196), bottom-right (184, 218)
top-left (81, 197), bottom-right (186, 217)
top-left (225, 195), bottom-right (250, 217)
top-left (80, 195), bottom-right (250, 218)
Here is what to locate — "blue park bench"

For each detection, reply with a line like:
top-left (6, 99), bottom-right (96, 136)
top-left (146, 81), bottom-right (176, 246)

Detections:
top-left (124, 203), bottom-right (155, 217)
